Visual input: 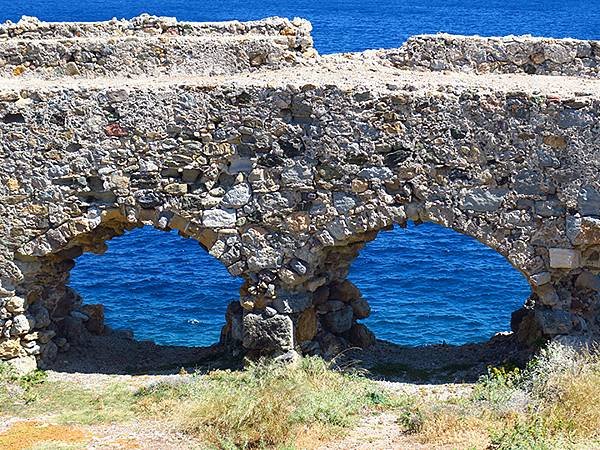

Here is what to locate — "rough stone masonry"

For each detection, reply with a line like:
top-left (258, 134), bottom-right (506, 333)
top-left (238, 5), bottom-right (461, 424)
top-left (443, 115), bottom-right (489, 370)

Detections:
top-left (1, 14), bottom-right (600, 372)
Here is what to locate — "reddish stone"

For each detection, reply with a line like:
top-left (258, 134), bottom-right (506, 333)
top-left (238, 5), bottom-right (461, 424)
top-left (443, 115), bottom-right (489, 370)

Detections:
top-left (104, 123), bottom-right (129, 137)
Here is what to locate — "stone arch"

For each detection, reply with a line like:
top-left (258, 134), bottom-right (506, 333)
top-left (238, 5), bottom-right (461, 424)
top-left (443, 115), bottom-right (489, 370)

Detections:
top-left (294, 216), bottom-right (536, 357)
top-left (6, 204), bottom-right (253, 368)
top-left (2, 15), bottom-right (600, 371)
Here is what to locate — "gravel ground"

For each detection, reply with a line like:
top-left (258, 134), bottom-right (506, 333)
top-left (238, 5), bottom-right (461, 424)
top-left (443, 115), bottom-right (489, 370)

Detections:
top-left (18, 332), bottom-right (524, 449)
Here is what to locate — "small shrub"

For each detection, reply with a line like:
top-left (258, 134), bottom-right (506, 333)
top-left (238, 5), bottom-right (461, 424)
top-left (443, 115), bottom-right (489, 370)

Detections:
top-left (490, 418), bottom-right (552, 450)
top-left (473, 366), bottom-right (521, 404)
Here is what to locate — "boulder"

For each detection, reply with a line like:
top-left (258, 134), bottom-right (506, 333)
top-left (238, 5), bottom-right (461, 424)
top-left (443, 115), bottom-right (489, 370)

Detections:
top-left (322, 305), bottom-right (353, 333)
top-left (348, 323), bottom-right (376, 348)
top-left (243, 312), bottom-right (294, 353)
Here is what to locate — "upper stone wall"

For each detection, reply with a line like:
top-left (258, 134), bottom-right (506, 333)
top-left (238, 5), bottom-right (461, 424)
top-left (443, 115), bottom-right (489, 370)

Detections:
top-left (0, 15), bottom-right (316, 79)
top-left (382, 34), bottom-right (600, 77)
top-left (0, 14), bottom-right (313, 40)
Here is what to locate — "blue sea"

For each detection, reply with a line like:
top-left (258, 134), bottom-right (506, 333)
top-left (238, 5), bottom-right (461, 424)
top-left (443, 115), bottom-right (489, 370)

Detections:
top-left (5, 0), bottom-right (597, 347)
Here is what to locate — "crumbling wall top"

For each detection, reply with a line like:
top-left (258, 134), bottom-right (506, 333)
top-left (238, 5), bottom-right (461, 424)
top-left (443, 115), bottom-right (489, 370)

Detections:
top-left (0, 14), bottom-right (313, 40)
top-left (382, 33), bottom-right (600, 77)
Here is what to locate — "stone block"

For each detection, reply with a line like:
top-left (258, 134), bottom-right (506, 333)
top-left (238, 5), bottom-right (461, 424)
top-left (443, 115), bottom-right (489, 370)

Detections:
top-left (203, 208), bottom-right (236, 228)
top-left (575, 271), bottom-right (600, 291)
top-left (530, 272), bottom-right (551, 286)
top-left (329, 280), bottom-right (361, 303)
top-left (243, 312), bottom-right (294, 353)
top-left (0, 338), bottom-right (23, 358)
top-left (549, 248), bottom-right (580, 269)
top-left (567, 216), bottom-right (600, 246)
top-left (5, 296), bottom-right (25, 314)
top-left (322, 305), bottom-right (353, 334)
top-left (535, 309), bottom-right (573, 335)
top-left (10, 314), bottom-right (32, 336)
top-left (296, 307), bottom-right (317, 342)
top-left (272, 291), bottom-right (312, 314)
top-left (221, 183), bottom-right (251, 208)
top-left (164, 183), bottom-right (188, 195)
top-left (312, 286), bottom-right (330, 306)
top-left (462, 188), bottom-right (506, 212)
top-left (317, 300), bottom-right (346, 313)
top-left (578, 186), bottom-right (600, 216)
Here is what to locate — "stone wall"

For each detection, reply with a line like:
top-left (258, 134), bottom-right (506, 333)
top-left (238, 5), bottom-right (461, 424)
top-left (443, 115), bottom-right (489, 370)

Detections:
top-left (1, 15), bottom-right (599, 370)
top-left (382, 33), bottom-right (600, 77)
top-left (0, 14), bottom-right (315, 79)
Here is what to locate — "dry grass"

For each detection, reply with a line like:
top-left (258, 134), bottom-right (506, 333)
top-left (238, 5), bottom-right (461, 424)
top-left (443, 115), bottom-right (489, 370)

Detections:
top-left (2, 343), bottom-right (600, 449)
top-left (0, 421), bottom-right (89, 450)
top-left (394, 342), bottom-right (600, 450)
top-left (137, 356), bottom-right (391, 449)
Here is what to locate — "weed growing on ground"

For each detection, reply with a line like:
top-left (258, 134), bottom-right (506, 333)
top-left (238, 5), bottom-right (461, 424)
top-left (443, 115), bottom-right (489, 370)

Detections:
top-left (393, 341), bottom-right (600, 449)
top-left (0, 362), bottom-right (136, 425)
top-left (137, 356), bottom-right (390, 448)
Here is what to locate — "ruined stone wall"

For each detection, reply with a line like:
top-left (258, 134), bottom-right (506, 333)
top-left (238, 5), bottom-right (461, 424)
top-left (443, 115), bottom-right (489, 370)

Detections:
top-left (383, 34), bottom-right (600, 77)
top-left (1, 16), bottom-right (599, 371)
top-left (0, 14), bottom-right (315, 79)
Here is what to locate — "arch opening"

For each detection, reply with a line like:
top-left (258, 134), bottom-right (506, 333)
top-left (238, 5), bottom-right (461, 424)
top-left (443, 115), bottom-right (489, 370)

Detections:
top-left (69, 226), bottom-right (242, 348)
top-left (9, 211), bottom-right (247, 374)
top-left (349, 222), bottom-right (531, 346)
top-left (303, 219), bottom-right (540, 381)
